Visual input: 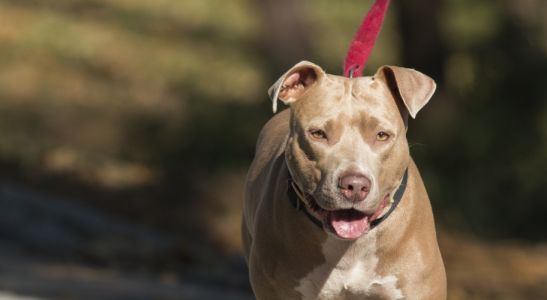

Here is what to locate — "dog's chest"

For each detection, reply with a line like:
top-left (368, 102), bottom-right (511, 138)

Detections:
top-left (296, 234), bottom-right (403, 300)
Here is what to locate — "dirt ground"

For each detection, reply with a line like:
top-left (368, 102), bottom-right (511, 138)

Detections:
top-left (440, 230), bottom-right (547, 299)
top-left (1, 230), bottom-right (545, 300)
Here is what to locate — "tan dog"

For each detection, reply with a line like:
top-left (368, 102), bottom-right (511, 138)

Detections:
top-left (242, 61), bottom-right (446, 299)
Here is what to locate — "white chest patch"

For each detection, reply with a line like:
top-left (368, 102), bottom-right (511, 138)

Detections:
top-left (296, 232), bottom-right (403, 300)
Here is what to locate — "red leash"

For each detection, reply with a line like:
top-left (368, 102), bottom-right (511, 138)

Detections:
top-left (343, 0), bottom-right (391, 77)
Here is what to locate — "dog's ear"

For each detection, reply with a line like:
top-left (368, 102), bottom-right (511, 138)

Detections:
top-left (374, 65), bottom-right (436, 119)
top-left (269, 61), bottom-right (325, 113)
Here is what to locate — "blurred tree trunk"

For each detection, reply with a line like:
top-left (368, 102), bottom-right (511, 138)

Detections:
top-left (396, 0), bottom-right (446, 84)
top-left (255, 0), bottom-right (313, 73)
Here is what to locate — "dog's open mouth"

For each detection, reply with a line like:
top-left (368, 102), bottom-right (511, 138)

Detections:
top-left (305, 197), bottom-right (372, 240)
top-left (328, 209), bottom-right (370, 239)
top-left (304, 193), bottom-right (390, 240)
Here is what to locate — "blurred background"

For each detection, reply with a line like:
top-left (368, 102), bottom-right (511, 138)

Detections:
top-left (0, 0), bottom-right (545, 299)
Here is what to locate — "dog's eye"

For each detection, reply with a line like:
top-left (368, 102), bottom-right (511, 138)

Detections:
top-left (376, 131), bottom-right (390, 141)
top-left (309, 129), bottom-right (328, 141)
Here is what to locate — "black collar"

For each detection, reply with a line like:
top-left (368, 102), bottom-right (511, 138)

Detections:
top-left (287, 169), bottom-right (408, 230)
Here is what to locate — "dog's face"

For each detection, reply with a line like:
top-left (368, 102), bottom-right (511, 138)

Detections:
top-left (269, 61), bottom-right (435, 239)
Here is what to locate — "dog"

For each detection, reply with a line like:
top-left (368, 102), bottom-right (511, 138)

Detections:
top-left (242, 61), bottom-right (446, 299)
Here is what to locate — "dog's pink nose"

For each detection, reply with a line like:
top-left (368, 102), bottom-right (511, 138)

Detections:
top-left (339, 174), bottom-right (371, 202)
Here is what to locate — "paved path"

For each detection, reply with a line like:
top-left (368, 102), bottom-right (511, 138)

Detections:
top-left (0, 182), bottom-right (252, 300)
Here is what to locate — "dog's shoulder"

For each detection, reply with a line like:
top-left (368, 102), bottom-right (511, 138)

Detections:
top-left (246, 109), bottom-right (290, 183)
top-left (253, 109), bottom-right (290, 162)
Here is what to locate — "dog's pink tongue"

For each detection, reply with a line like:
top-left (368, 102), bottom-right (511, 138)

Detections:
top-left (329, 210), bottom-right (369, 239)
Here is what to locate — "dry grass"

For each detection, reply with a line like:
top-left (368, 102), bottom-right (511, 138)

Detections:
top-left (440, 230), bottom-right (547, 299)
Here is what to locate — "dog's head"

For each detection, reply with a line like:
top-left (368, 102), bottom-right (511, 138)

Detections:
top-left (269, 61), bottom-right (435, 240)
